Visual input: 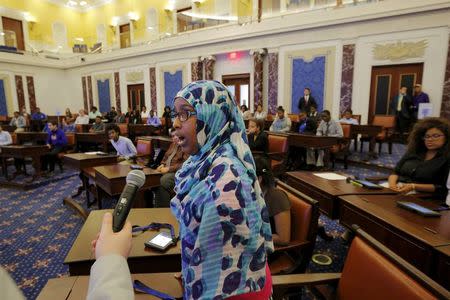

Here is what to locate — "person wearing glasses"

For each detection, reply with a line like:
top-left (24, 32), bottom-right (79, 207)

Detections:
top-left (388, 117), bottom-right (450, 199)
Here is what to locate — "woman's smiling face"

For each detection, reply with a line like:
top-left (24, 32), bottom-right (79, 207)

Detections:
top-left (173, 97), bottom-right (199, 155)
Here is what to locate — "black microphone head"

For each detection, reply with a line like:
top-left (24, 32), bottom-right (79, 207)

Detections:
top-left (126, 170), bottom-right (146, 188)
top-left (346, 177), bottom-right (351, 183)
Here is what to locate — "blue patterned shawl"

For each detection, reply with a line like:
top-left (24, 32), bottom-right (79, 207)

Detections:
top-left (170, 80), bottom-right (273, 299)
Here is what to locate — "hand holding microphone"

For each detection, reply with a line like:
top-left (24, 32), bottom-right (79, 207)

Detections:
top-left (91, 170), bottom-right (146, 260)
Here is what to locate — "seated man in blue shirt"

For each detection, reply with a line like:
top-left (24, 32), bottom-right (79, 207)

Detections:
top-left (30, 107), bottom-right (47, 131)
top-left (108, 125), bottom-right (137, 161)
top-left (146, 110), bottom-right (161, 127)
top-left (42, 121), bottom-right (68, 175)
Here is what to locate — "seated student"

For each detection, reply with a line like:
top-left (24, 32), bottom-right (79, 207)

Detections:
top-left (9, 111), bottom-right (26, 132)
top-left (89, 116), bottom-right (106, 132)
top-left (106, 107), bottom-right (118, 123)
top-left (61, 117), bottom-right (75, 133)
top-left (75, 109), bottom-right (90, 125)
top-left (89, 106), bottom-right (102, 121)
top-left (146, 110), bottom-right (161, 127)
top-left (270, 106), bottom-right (292, 132)
top-left (162, 106), bottom-right (172, 135)
top-left (30, 107), bottom-right (47, 131)
top-left (42, 121), bottom-right (68, 175)
top-left (240, 104), bottom-right (252, 120)
top-left (388, 117), bottom-right (450, 200)
top-left (247, 118), bottom-right (268, 154)
top-left (140, 106), bottom-right (149, 119)
top-left (339, 109), bottom-right (359, 125)
top-left (255, 156), bottom-right (291, 246)
top-left (307, 105), bottom-right (320, 124)
top-left (254, 104), bottom-right (267, 120)
top-left (115, 112), bottom-right (126, 123)
top-left (0, 125), bottom-right (12, 146)
top-left (153, 130), bottom-right (189, 207)
top-left (65, 108), bottom-right (73, 122)
top-left (307, 110), bottom-right (343, 168)
top-left (108, 125), bottom-right (137, 160)
top-left (287, 111), bottom-right (317, 170)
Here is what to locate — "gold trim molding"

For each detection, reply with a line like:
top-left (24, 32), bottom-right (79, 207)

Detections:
top-left (373, 40), bottom-right (427, 61)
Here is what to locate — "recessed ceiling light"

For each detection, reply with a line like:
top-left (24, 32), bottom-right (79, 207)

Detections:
top-left (67, 0), bottom-right (78, 6)
top-left (147, 26), bottom-right (153, 30)
top-left (80, 1), bottom-right (87, 6)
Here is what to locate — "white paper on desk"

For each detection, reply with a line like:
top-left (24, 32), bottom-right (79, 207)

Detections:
top-left (313, 172), bottom-right (347, 180)
top-left (84, 151), bottom-right (106, 155)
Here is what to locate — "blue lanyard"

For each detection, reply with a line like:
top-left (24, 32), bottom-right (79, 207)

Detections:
top-left (133, 279), bottom-right (177, 300)
top-left (131, 223), bottom-right (179, 299)
top-left (131, 222), bottom-right (177, 244)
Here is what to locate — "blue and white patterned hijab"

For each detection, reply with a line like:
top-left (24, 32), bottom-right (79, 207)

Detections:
top-left (171, 80), bottom-right (273, 299)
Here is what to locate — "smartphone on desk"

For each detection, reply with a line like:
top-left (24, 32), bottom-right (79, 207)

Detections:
top-left (354, 179), bottom-right (383, 190)
top-left (130, 164), bottom-right (144, 170)
top-left (397, 201), bottom-right (441, 217)
top-left (144, 232), bottom-right (174, 251)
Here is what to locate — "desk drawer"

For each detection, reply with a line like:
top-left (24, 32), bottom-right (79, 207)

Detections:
top-left (435, 250), bottom-right (449, 289)
top-left (340, 203), bottom-right (432, 274)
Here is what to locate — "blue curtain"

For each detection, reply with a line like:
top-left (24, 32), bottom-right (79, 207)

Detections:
top-left (97, 79), bottom-right (111, 113)
top-left (164, 70), bottom-right (183, 108)
top-left (0, 80), bottom-right (7, 116)
top-left (291, 56), bottom-right (325, 114)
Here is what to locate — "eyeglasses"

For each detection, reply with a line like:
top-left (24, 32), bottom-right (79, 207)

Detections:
top-left (170, 110), bottom-right (197, 122)
top-left (422, 134), bottom-right (445, 140)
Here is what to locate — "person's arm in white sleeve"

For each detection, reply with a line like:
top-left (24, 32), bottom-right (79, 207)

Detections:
top-left (87, 212), bottom-right (133, 300)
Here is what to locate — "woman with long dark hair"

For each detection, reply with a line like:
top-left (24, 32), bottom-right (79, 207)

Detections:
top-left (388, 117), bottom-right (450, 199)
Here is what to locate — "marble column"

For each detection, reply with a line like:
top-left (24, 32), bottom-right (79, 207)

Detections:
top-left (26, 76), bottom-right (37, 113)
top-left (339, 44), bottom-right (355, 115)
top-left (14, 75), bottom-right (25, 111)
top-left (191, 60), bottom-right (203, 81)
top-left (87, 76), bottom-right (93, 110)
top-left (81, 77), bottom-right (88, 111)
top-left (149, 67), bottom-right (157, 111)
top-left (267, 52), bottom-right (279, 115)
top-left (203, 56), bottom-right (216, 80)
top-left (440, 39), bottom-right (450, 119)
top-left (114, 72), bottom-right (121, 113)
top-left (252, 49), bottom-right (266, 111)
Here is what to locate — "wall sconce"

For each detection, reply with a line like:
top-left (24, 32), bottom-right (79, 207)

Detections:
top-left (109, 25), bottom-right (116, 35)
top-left (28, 21), bottom-right (36, 31)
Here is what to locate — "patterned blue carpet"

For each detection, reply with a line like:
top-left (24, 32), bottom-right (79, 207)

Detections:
top-left (346, 141), bottom-right (405, 170)
top-left (0, 144), bottom-right (400, 299)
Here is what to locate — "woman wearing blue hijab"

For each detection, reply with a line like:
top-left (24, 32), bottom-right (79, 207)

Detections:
top-left (171, 80), bottom-right (273, 299)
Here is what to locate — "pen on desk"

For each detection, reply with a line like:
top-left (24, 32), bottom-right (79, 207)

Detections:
top-left (423, 227), bottom-right (437, 234)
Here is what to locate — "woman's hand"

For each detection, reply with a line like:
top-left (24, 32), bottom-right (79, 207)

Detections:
top-left (91, 212), bottom-right (132, 260)
top-left (396, 183), bottom-right (415, 194)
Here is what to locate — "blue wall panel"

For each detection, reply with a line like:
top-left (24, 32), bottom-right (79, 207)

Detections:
top-left (164, 71), bottom-right (183, 108)
top-left (0, 80), bottom-right (7, 115)
top-left (97, 79), bottom-right (111, 113)
top-left (291, 56), bottom-right (325, 114)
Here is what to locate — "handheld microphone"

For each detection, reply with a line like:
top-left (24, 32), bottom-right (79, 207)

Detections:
top-left (112, 169), bottom-right (146, 232)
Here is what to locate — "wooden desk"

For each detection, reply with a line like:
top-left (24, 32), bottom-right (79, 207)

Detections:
top-left (0, 125), bottom-right (16, 132)
top-left (94, 164), bottom-right (161, 209)
top-left (285, 171), bottom-right (396, 219)
top-left (64, 209), bottom-right (181, 276)
top-left (16, 132), bottom-right (48, 145)
top-left (0, 145), bottom-right (49, 182)
top-left (138, 136), bottom-right (173, 152)
top-left (339, 194), bottom-right (450, 288)
top-left (75, 133), bottom-right (109, 151)
top-left (128, 124), bottom-right (160, 140)
top-left (435, 245), bottom-right (450, 289)
top-left (62, 153), bottom-right (118, 216)
top-left (350, 124), bottom-right (382, 157)
top-left (37, 273), bottom-right (183, 300)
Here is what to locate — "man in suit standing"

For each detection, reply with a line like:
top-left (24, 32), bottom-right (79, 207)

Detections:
top-left (297, 88), bottom-right (317, 114)
top-left (389, 86), bottom-right (413, 134)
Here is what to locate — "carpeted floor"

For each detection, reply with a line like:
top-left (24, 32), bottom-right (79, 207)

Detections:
top-left (0, 144), bottom-right (401, 299)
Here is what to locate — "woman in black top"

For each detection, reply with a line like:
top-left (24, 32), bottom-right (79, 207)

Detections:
top-left (162, 106), bottom-right (172, 135)
top-left (255, 156), bottom-right (291, 246)
top-left (388, 117), bottom-right (450, 199)
top-left (247, 118), bottom-right (268, 154)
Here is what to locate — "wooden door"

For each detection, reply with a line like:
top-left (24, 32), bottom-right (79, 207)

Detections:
top-left (222, 73), bottom-right (250, 108)
top-left (369, 63), bottom-right (423, 123)
top-left (119, 23), bottom-right (130, 49)
top-left (2, 17), bottom-right (25, 50)
top-left (127, 84), bottom-right (145, 111)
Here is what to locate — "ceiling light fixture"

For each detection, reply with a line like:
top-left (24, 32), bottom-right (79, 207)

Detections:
top-left (67, 0), bottom-right (78, 6)
top-left (80, 1), bottom-right (87, 6)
